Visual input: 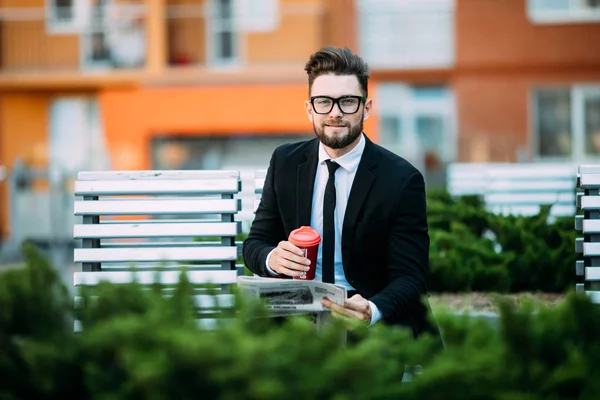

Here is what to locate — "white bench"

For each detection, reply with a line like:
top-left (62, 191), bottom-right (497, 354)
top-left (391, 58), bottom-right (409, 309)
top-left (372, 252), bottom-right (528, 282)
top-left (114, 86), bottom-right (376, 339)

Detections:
top-left (447, 162), bottom-right (578, 217)
top-left (575, 165), bottom-right (600, 303)
top-left (72, 170), bottom-right (242, 329)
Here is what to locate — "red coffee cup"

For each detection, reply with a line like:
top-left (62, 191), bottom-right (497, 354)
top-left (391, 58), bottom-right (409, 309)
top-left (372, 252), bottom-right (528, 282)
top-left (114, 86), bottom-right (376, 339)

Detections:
top-left (288, 226), bottom-right (321, 280)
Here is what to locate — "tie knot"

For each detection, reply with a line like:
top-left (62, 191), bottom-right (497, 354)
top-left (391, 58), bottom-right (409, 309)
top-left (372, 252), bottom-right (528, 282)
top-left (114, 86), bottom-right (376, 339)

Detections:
top-left (325, 159), bottom-right (340, 175)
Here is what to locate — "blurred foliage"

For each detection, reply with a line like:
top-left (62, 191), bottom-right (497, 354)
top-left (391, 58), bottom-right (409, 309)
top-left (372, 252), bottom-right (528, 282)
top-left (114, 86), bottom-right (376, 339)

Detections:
top-left (1, 243), bottom-right (600, 399)
top-left (426, 188), bottom-right (578, 293)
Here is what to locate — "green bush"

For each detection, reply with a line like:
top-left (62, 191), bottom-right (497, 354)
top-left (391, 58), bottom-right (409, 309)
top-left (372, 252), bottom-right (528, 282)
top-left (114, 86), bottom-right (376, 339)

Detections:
top-left (426, 189), bottom-right (578, 293)
top-left (1, 244), bottom-right (600, 399)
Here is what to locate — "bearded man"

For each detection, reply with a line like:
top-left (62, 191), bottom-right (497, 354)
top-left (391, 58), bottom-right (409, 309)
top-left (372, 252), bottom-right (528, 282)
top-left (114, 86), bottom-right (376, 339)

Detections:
top-left (243, 46), bottom-right (439, 339)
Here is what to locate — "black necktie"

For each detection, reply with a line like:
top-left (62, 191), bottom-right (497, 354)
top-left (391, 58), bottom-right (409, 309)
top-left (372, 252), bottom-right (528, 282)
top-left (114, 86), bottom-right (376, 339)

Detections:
top-left (323, 160), bottom-right (340, 284)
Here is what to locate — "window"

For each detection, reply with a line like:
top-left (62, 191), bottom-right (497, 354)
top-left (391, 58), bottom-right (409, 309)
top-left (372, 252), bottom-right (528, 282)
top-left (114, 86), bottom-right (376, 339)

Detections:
top-left (46, 0), bottom-right (89, 34)
top-left (533, 86), bottom-right (600, 160)
top-left (357, 0), bottom-right (454, 69)
top-left (207, 0), bottom-right (239, 66)
top-left (527, 0), bottom-right (600, 24)
top-left (235, 0), bottom-right (279, 33)
top-left (80, 0), bottom-right (111, 68)
top-left (80, 0), bottom-right (146, 69)
top-left (377, 84), bottom-right (456, 187)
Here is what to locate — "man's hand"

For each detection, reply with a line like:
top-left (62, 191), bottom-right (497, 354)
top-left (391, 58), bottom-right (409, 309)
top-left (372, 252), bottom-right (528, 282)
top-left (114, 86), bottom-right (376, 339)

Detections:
top-left (321, 294), bottom-right (372, 326)
top-left (268, 241), bottom-right (311, 278)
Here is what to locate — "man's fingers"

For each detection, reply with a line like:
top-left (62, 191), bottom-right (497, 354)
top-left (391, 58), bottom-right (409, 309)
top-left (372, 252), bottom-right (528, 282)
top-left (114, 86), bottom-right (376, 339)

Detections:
top-left (322, 298), bottom-right (368, 321)
top-left (276, 243), bottom-right (310, 267)
top-left (344, 295), bottom-right (370, 314)
top-left (273, 254), bottom-right (309, 273)
top-left (279, 241), bottom-right (304, 256)
top-left (275, 265), bottom-right (305, 277)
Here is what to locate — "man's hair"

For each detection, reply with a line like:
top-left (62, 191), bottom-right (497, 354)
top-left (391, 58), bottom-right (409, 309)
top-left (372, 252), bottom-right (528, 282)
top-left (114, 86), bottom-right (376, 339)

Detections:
top-left (304, 46), bottom-right (369, 97)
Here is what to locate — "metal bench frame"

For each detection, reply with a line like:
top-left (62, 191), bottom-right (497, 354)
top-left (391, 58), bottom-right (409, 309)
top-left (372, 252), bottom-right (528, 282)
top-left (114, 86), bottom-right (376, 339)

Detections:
top-left (72, 170), bottom-right (243, 329)
top-left (575, 165), bottom-right (600, 303)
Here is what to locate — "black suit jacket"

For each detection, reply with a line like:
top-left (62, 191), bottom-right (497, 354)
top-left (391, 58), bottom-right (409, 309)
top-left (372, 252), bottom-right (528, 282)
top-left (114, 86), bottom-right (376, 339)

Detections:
top-left (243, 135), bottom-right (439, 338)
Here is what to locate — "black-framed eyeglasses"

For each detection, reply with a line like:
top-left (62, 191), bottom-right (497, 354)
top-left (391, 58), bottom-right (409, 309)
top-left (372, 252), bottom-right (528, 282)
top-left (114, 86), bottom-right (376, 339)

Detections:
top-left (310, 95), bottom-right (366, 115)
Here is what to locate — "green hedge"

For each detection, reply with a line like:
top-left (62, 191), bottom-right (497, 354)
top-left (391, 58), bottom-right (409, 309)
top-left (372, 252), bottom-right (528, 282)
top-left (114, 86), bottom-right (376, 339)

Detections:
top-left (426, 189), bottom-right (578, 293)
top-left (238, 189), bottom-right (577, 293)
top-left (1, 244), bottom-right (599, 399)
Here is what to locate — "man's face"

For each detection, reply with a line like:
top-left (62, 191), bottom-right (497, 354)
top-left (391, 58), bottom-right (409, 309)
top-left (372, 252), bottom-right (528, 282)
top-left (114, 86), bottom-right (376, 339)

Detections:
top-left (305, 74), bottom-right (372, 150)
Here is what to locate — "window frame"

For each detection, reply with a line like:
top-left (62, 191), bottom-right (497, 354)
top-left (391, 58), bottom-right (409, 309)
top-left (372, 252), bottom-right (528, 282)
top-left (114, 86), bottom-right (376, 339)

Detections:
top-left (357, 0), bottom-right (455, 69)
top-left (376, 83), bottom-right (458, 173)
top-left (45, 0), bottom-right (90, 35)
top-left (526, 0), bottom-right (600, 25)
top-left (205, 0), bottom-right (242, 68)
top-left (78, 0), bottom-right (113, 70)
top-left (530, 84), bottom-right (600, 162)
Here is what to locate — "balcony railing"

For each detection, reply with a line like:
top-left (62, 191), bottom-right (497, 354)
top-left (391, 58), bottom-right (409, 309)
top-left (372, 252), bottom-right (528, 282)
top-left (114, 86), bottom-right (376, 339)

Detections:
top-left (0, 5), bottom-right (147, 73)
top-left (165, 2), bottom-right (325, 68)
top-left (0, 2), bottom-right (326, 75)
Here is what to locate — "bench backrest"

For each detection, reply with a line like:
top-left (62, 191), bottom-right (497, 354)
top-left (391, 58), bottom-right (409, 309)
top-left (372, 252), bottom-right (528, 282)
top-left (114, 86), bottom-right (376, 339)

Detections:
top-left (72, 170), bottom-right (242, 329)
top-left (254, 169), bottom-right (267, 212)
top-left (447, 162), bottom-right (578, 217)
top-left (575, 164), bottom-right (600, 304)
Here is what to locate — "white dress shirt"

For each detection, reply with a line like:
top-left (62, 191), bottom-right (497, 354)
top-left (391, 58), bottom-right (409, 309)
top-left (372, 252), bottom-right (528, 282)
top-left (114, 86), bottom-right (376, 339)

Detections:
top-left (266, 133), bottom-right (382, 325)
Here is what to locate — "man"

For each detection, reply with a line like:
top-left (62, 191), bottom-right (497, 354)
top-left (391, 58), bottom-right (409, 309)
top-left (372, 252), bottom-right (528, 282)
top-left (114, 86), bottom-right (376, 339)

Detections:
top-left (243, 46), bottom-right (438, 338)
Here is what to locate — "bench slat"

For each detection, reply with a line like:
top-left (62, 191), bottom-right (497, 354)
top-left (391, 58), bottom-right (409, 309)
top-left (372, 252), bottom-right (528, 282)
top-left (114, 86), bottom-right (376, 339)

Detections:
top-left (582, 241), bottom-right (600, 256)
top-left (583, 219), bottom-right (600, 233)
top-left (74, 270), bottom-right (237, 285)
top-left (578, 196), bottom-right (600, 210)
top-left (579, 174), bottom-right (600, 189)
top-left (74, 222), bottom-right (239, 239)
top-left (74, 199), bottom-right (240, 216)
top-left (74, 247), bottom-right (237, 263)
top-left (485, 180), bottom-right (574, 192)
top-left (579, 165), bottom-right (600, 174)
top-left (487, 204), bottom-right (576, 217)
top-left (74, 179), bottom-right (239, 196)
top-left (586, 267), bottom-right (600, 281)
top-left (586, 291), bottom-right (600, 303)
top-left (74, 293), bottom-right (235, 309)
top-left (77, 170), bottom-right (239, 180)
top-left (487, 167), bottom-right (575, 179)
top-left (484, 192), bottom-right (575, 205)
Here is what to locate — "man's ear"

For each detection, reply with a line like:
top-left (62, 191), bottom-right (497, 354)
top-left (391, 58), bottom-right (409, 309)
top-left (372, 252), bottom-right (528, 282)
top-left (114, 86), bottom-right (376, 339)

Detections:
top-left (305, 100), bottom-right (314, 123)
top-left (363, 98), bottom-right (373, 122)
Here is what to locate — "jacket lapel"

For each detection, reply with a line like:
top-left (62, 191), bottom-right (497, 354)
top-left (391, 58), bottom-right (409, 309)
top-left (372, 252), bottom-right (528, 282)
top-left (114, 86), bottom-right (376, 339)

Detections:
top-left (342, 137), bottom-right (377, 266)
top-left (296, 139), bottom-right (319, 228)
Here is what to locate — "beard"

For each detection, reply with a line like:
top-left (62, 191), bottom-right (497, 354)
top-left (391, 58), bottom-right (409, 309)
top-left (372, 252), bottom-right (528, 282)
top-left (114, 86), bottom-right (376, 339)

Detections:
top-left (312, 113), bottom-right (364, 149)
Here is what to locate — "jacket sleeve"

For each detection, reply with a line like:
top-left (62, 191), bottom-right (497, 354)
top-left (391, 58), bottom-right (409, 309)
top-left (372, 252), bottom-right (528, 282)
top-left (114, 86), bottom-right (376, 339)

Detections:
top-left (369, 170), bottom-right (430, 322)
top-left (242, 148), bottom-right (286, 276)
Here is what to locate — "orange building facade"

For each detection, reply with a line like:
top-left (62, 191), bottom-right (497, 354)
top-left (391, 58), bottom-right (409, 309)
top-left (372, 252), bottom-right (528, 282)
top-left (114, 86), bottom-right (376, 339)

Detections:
top-left (0, 0), bottom-right (371, 241)
top-left (1, 0), bottom-right (600, 242)
top-left (363, 0), bottom-right (600, 172)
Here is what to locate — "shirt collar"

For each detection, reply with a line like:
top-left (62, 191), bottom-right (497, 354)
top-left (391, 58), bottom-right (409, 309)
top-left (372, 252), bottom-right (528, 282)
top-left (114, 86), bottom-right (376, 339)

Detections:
top-left (318, 133), bottom-right (366, 173)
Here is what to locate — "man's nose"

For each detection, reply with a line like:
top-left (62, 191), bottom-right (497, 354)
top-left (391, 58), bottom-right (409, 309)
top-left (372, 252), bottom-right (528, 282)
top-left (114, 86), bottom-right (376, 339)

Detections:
top-left (328, 102), bottom-right (344, 118)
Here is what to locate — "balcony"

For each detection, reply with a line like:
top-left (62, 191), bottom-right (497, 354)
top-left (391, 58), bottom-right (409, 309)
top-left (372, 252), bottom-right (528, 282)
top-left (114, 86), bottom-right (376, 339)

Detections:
top-left (357, 0), bottom-right (454, 70)
top-left (0, 1), bottom-right (328, 89)
top-left (0, 4), bottom-right (147, 88)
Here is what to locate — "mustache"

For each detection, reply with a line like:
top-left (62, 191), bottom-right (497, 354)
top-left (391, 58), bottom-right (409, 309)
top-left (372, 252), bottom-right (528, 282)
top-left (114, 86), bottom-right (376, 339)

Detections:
top-left (324, 120), bottom-right (349, 127)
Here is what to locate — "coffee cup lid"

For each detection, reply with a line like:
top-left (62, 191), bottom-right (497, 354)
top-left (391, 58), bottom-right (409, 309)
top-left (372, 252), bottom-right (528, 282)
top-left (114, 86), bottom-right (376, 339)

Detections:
top-left (289, 226), bottom-right (321, 247)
